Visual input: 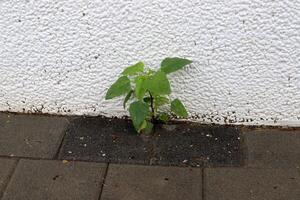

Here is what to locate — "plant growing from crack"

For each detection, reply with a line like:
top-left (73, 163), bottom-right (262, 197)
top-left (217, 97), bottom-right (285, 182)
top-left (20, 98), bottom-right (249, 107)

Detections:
top-left (105, 57), bottom-right (192, 134)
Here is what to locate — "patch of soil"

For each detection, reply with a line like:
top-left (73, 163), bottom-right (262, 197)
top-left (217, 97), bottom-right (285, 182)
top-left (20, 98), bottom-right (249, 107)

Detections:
top-left (58, 116), bottom-right (244, 167)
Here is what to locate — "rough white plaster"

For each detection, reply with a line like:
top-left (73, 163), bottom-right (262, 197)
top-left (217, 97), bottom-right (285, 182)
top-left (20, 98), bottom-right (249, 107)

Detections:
top-left (0, 0), bottom-right (299, 126)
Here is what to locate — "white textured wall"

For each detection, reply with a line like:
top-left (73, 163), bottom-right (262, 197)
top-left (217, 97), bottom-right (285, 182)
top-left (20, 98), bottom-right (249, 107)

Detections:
top-left (0, 0), bottom-right (300, 126)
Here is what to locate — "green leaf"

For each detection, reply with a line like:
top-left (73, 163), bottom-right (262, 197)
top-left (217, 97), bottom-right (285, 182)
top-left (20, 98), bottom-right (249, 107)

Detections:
top-left (171, 99), bottom-right (188, 118)
top-left (145, 71), bottom-right (171, 95)
top-left (122, 62), bottom-right (144, 76)
top-left (138, 120), bottom-right (153, 134)
top-left (129, 101), bottom-right (150, 131)
top-left (135, 76), bottom-right (147, 99)
top-left (105, 76), bottom-right (131, 100)
top-left (138, 120), bottom-right (147, 132)
top-left (123, 90), bottom-right (133, 109)
top-left (161, 57), bottom-right (192, 74)
top-left (158, 113), bottom-right (169, 122)
top-left (155, 96), bottom-right (169, 107)
top-left (143, 121), bottom-right (153, 134)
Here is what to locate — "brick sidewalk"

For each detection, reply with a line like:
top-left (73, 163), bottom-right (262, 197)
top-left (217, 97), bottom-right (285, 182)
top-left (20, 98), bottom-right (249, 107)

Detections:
top-left (0, 113), bottom-right (299, 200)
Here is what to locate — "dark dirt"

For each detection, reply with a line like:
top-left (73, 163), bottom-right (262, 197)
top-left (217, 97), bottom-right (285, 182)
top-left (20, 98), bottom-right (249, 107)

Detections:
top-left (59, 116), bottom-right (244, 167)
top-left (151, 123), bottom-right (243, 167)
top-left (58, 117), bottom-right (151, 164)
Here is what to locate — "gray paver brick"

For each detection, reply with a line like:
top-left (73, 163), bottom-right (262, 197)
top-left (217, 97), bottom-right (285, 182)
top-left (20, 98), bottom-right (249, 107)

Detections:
top-left (244, 129), bottom-right (300, 168)
top-left (205, 168), bottom-right (300, 200)
top-left (101, 164), bottom-right (202, 200)
top-left (2, 159), bottom-right (106, 200)
top-left (0, 158), bottom-right (17, 197)
top-left (0, 113), bottom-right (68, 158)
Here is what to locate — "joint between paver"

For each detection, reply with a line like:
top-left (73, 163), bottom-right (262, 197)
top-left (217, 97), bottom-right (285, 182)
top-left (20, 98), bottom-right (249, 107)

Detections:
top-left (0, 156), bottom-right (110, 166)
top-left (202, 168), bottom-right (205, 200)
top-left (0, 155), bottom-right (57, 162)
top-left (53, 130), bottom-right (68, 160)
top-left (0, 159), bottom-right (19, 199)
top-left (98, 163), bottom-right (110, 200)
top-left (240, 131), bottom-right (249, 167)
top-left (52, 117), bottom-right (71, 160)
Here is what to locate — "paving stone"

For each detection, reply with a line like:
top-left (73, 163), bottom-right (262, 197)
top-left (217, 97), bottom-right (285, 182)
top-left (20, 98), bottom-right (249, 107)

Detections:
top-left (151, 123), bottom-right (244, 167)
top-left (101, 164), bottom-right (202, 200)
top-left (59, 117), bottom-right (152, 164)
top-left (0, 158), bottom-right (17, 197)
top-left (244, 129), bottom-right (300, 168)
top-left (2, 159), bottom-right (106, 200)
top-left (205, 168), bottom-right (300, 200)
top-left (0, 113), bottom-right (68, 158)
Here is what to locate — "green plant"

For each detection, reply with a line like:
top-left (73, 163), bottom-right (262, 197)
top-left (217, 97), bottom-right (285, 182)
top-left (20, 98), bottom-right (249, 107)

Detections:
top-left (105, 57), bottom-right (192, 134)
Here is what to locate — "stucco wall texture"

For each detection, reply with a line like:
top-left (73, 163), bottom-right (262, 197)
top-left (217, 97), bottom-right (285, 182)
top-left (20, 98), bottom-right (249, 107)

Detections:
top-left (0, 0), bottom-right (299, 126)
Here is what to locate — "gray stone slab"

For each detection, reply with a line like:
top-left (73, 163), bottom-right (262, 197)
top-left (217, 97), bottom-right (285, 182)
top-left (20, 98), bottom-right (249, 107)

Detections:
top-left (205, 168), bottom-right (300, 200)
top-left (101, 164), bottom-right (202, 200)
top-left (244, 129), bottom-right (300, 168)
top-left (2, 159), bottom-right (106, 200)
top-left (0, 158), bottom-right (17, 197)
top-left (0, 113), bottom-right (68, 158)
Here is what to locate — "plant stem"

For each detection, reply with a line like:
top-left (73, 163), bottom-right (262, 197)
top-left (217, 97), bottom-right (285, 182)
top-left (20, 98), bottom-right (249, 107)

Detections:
top-left (149, 92), bottom-right (155, 123)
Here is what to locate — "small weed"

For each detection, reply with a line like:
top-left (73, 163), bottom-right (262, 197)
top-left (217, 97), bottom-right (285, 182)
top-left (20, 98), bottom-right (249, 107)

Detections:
top-left (105, 57), bottom-right (192, 134)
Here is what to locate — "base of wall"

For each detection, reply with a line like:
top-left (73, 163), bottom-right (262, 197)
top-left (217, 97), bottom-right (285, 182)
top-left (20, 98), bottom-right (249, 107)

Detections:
top-left (1, 110), bottom-right (300, 128)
